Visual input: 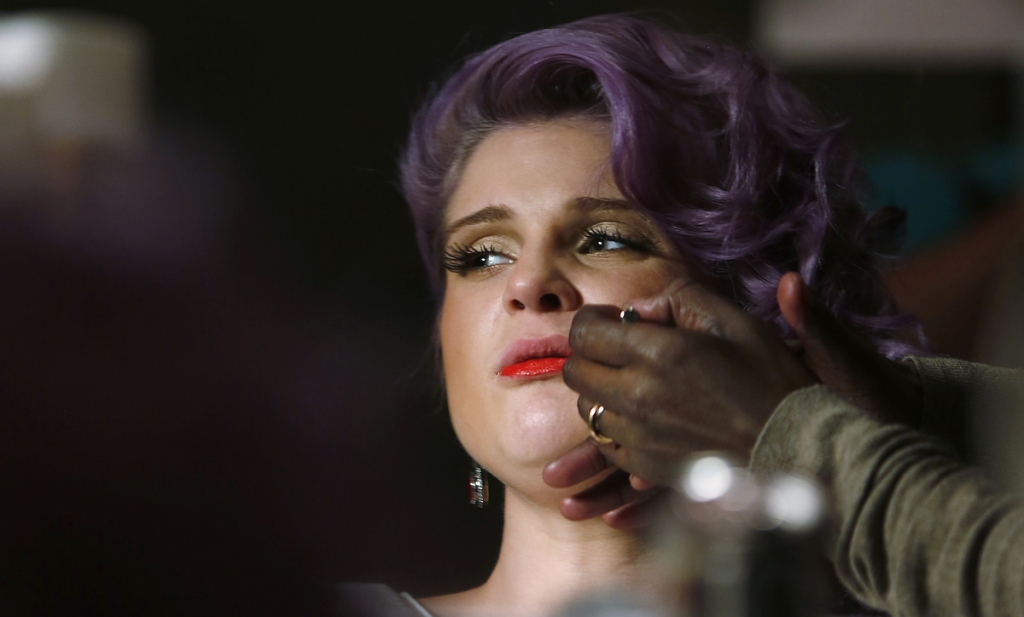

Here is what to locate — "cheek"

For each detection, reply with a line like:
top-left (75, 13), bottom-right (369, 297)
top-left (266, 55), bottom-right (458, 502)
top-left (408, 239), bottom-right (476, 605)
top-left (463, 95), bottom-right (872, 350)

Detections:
top-left (588, 259), bottom-right (693, 304)
top-left (438, 288), bottom-right (494, 448)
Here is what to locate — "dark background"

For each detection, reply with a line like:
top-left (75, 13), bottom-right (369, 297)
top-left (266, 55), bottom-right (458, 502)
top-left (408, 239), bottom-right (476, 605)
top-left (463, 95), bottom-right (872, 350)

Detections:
top-left (0, 1), bottom-right (1015, 614)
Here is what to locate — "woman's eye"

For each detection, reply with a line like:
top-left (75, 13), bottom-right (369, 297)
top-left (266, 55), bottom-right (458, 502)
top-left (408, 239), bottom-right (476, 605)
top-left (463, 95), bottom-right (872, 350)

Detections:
top-left (470, 252), bottom-right (514, 268)
top-left (583, 235), bottom-right (630, 252)
top-left (580, 228), bottom-right (650, 254)
top-left (444, 244), bottom-right (513, 274)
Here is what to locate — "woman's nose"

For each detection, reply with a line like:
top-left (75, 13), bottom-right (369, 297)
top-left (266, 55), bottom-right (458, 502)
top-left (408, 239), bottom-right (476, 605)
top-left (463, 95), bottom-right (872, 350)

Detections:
top-left (502, 252), bottom-right (581, 314)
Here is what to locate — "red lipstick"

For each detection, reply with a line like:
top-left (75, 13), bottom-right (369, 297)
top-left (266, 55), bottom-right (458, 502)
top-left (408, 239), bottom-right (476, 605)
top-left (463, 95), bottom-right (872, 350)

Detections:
top-left (498, 335), bottom-right (572, 380)
top-left (500, 357), bottom-right (567, 378)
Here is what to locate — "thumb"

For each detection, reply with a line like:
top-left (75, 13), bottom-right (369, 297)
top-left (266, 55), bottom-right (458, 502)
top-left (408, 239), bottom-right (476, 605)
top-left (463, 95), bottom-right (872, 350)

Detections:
top-left (777, 272), bottom-right (865, 391)
top-left (777, 272), bottom-right (904, 418)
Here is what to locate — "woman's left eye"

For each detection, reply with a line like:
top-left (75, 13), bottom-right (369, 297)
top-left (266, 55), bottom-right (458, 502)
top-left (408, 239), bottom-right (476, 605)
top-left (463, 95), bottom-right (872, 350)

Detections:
top-left (580, 228), bottom-right (650, 254)
top-left (443, 242), bottom-right (514, 275)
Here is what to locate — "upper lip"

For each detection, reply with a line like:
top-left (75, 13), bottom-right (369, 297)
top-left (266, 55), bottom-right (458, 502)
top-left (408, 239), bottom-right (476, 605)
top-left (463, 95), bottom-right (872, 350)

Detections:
top-left (497, 334), bottom-right (572, 374)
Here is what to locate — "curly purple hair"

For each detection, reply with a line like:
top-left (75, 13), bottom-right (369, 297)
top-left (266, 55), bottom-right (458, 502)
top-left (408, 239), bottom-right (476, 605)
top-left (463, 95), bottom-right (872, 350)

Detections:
top-left (400, 14), bottom-right (922, 358)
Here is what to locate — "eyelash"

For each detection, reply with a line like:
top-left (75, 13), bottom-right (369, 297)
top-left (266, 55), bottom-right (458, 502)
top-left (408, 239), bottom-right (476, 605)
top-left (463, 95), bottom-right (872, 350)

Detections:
top-left (444, 242), bottom-right (503, 274)
top-left (443, 227), bottom-right (655, 275)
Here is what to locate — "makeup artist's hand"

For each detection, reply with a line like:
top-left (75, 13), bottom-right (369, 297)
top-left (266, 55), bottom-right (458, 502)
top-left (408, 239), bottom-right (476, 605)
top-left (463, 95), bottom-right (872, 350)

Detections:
top-left (544, 275), bottom-right (814, 525)
top-left (546, 272), bottom-right (925, 525)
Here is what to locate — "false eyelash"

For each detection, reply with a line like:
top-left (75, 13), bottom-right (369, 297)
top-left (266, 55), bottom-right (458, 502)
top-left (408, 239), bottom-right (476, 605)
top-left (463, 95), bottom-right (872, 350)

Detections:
top-left (443, 242), bottom-right (501, 274)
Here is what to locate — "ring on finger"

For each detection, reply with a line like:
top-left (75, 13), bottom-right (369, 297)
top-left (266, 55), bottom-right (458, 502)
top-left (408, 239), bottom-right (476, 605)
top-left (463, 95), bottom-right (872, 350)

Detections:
top-left (588, 403), bottom-right (614, 445)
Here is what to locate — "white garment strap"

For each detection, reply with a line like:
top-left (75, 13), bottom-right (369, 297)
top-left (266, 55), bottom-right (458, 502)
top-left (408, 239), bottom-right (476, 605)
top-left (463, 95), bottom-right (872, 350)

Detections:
top-left (336, 583), bottom-right (432, 617)
top-left (399, 592), bottom-right (433, 617)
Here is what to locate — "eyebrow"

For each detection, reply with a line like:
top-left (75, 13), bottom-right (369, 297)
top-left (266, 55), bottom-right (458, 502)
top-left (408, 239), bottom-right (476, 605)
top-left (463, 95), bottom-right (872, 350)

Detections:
top-left (444, 204), bottom-right (513, 242)
top-left (443, 196), bottom-right (636, 241)
top-left (574, 196), bottom-right (634, 213)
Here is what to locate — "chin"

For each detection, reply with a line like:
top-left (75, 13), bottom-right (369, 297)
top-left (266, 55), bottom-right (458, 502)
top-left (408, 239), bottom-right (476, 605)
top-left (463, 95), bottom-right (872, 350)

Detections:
top-left (498, 384), bottom-right (585, 460)
top-left (450, 381), bottom-right (589, 501)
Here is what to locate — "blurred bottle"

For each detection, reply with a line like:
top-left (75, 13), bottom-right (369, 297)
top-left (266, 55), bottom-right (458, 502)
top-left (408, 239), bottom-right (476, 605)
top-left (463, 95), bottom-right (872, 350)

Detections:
top-left (654, 453), bottom-right (828, 617)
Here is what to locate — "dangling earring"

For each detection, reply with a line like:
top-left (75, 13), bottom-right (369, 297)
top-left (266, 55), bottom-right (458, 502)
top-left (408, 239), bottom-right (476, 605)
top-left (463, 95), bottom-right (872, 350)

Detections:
top-left (468, 460), bottom-right (489, 507)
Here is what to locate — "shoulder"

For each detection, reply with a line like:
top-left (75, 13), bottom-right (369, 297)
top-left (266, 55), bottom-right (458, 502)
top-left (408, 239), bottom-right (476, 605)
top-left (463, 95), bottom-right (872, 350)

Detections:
top-left (336, 583), bottom-right (433, 617)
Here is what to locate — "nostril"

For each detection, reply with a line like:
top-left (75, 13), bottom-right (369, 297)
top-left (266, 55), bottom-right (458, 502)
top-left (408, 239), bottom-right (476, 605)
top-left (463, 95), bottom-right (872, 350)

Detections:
top-left (539, 293), bottom-right (561, 310)
top-left (511, 299), bottom-right (526, 310)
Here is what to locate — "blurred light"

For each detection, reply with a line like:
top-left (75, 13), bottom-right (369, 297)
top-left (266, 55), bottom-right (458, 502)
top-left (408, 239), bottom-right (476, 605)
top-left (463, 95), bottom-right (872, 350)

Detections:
top-left (763, 475), bottom-right (823, 533)
top-left (0, 19), bottom-right (55, 91)
top-left (0, 12), bottom-right (146, 150)
top-left (681, 456), bottom-right (734, 502)
top-left (757, 0), bottom-right (1024, 66)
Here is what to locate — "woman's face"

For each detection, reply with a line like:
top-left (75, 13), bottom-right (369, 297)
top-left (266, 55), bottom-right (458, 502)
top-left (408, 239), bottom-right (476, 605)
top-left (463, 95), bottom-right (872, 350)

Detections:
top-left (440, 119), bottom-right (692, 503)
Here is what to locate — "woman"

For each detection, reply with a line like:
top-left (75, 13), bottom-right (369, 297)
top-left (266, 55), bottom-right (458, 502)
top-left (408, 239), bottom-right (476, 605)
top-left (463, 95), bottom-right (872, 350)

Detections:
top-left (359, 13), bottom-right (917, 617)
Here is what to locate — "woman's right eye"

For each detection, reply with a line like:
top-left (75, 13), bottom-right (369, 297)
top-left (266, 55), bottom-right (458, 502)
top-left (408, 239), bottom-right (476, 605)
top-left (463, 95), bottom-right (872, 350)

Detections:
top-left (444, 244), bottom-right (513, 274)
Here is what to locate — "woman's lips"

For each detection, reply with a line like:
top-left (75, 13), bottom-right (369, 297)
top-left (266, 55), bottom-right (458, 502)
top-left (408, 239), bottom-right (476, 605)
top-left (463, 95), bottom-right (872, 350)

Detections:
top-left (498, 334), bottom-right (572, 380)
top-left (500, 357), bottom-right (567, 378)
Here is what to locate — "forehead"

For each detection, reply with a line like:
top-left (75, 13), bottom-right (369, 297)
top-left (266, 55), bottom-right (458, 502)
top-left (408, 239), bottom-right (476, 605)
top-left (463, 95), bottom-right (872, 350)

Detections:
top-left (445, 119), bottom-right (618, 224)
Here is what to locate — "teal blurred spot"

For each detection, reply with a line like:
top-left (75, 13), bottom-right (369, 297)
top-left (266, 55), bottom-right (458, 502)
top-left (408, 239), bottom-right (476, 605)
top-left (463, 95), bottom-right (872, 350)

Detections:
top-left (864, 144), bottom-right (1022, 255)
top-left (864, 154), bottom-right (967, 253)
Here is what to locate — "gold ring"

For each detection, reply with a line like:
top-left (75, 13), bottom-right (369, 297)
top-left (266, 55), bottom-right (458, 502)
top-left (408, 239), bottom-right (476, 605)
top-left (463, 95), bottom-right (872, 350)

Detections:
top-left (588, 404), bottom-right (614, 444)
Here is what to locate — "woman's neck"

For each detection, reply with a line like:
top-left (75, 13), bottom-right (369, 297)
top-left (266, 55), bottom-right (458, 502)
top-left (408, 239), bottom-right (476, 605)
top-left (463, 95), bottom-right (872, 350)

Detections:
top-left (424, 488), bottom-right (655, 617)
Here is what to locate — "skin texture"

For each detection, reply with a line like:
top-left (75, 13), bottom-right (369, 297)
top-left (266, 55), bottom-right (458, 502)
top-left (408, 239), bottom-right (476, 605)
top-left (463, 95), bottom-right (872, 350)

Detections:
top-left (425, 119), bottom-right (695, 616)
top-left (545, 272), bottom-right (924, 523)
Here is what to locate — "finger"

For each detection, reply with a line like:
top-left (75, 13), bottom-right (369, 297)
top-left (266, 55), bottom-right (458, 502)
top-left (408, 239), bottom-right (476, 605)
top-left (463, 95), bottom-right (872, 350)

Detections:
top-left (629, 474), bottom-right (656, 491)
top-left (779, 272), bottom-right (872, 388)
top-left (622, 293), bottom-right (676, 325)
top-left (564, 361), bottom-right (642, 423)
top-left (542, 440), bottom-right (610, 488)
top-left (610, 448), bottom-right (691, 488)
top-left (777, 272), bottom-right (919, 423)
top-left (629, 278), bottom-right (727, 335)
top-left (602, 489), bottom-right (665, 530)
top-left (626, 278), bottom-right (697, 325)
top-left (573, 393), bottom-right (648, 450)
top-left (559, 469), bottom-right (646, 521)
top-left (574, 391), bottom-right (720, 470)
top-left (568, 305), bottom-right (689, 368)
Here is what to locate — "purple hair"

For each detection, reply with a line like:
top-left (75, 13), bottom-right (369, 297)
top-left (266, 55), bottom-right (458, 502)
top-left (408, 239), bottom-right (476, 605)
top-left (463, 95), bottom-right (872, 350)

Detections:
top-left (400, 14), bottom-right (923, 358)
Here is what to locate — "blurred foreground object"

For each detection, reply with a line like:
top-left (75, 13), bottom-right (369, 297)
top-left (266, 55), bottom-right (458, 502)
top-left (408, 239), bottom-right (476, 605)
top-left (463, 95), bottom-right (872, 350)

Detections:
top-left (756, 0), bottom-right (1024, 66)
top-left (0, 11), bottom-right (330, 615)
top-left (657, 454), bottom-right (827, 617)
top-left (972, 235), bottom-right (1024, 490)
top-left (0, 11), bottom-right (227, 269)
top-left (555, 454), bottom-right (827, 617)
top-left (0, 12), bottom-right (144, 197)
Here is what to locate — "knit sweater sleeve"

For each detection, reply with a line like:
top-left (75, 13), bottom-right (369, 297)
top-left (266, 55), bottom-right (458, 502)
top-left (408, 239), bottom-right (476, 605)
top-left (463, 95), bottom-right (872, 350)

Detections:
top-left (750, 361), bottom-right (1024, 616)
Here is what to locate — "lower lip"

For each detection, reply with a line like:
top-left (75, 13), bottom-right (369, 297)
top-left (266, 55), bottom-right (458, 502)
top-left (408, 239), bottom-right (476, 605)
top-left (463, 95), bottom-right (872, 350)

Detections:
top-left (500, 357), bottom-right (567, 378)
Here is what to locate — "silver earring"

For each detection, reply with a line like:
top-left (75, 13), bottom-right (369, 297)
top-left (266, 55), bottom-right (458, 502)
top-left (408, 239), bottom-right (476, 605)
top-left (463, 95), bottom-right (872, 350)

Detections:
top-left (468, 460), bottom-right (489, 507)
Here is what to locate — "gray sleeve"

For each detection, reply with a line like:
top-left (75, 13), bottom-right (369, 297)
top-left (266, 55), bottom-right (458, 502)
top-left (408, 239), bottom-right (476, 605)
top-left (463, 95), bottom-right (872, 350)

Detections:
top-left (905, 356), bottom-right (1024, 461)
top-left (750, 385), bottom-right (1024, 617)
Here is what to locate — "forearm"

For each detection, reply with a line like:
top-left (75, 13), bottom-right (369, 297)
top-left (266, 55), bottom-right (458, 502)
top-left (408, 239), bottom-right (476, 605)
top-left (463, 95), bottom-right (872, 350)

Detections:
top-left (751, 385), bottom-right (1024, 616)
top-left (907, 356), bottom-right (1024, 461)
